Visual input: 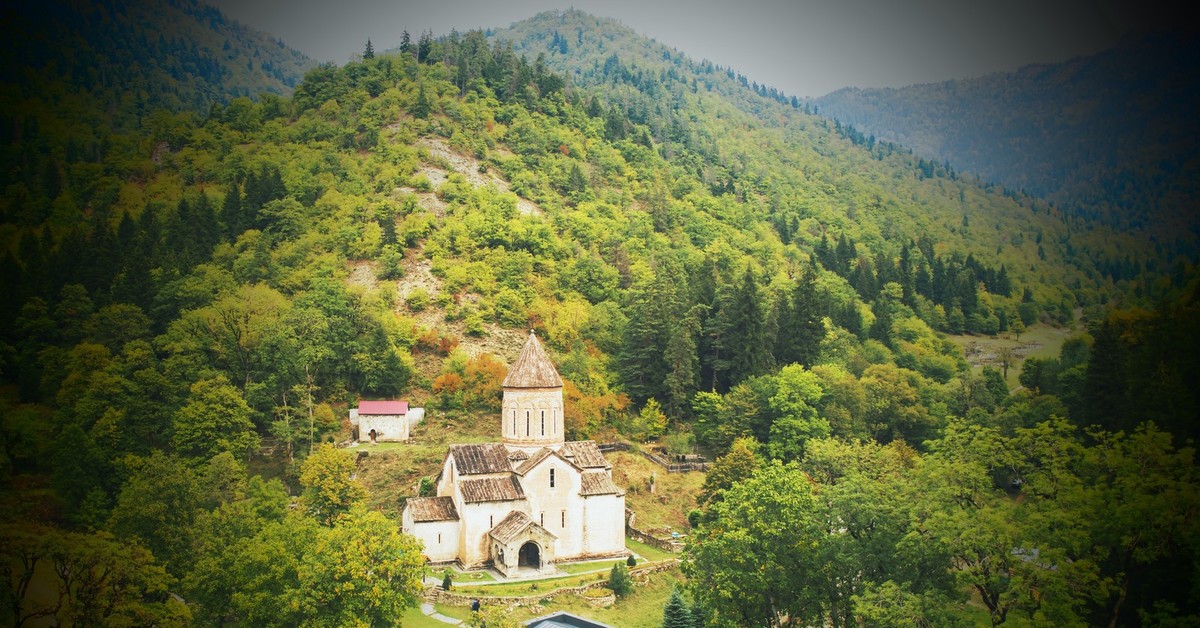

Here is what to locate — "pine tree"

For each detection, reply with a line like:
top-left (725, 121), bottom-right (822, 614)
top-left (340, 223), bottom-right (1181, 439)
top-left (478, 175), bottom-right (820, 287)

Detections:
top-left (221, 181), bottom-right (243, 240)
top-left (662, 586), bottom-right (693, 628)
top-left (775, 266), bottom-right (823, 368)
top-left (363, 39), bottom-right (375, 60)
top-left (724, 266), bottom-right (771, 386)
top-left (412, 82), bottom-right (432, 119)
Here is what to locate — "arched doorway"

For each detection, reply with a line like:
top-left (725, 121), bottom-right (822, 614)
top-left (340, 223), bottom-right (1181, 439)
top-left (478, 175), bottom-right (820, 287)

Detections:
top-left (518, 541), bottom-right (541, 569)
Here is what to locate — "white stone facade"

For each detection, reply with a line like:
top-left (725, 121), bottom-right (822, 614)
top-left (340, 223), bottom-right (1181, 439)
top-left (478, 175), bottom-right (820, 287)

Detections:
top-left (402, 332), bottom-right (627, 575)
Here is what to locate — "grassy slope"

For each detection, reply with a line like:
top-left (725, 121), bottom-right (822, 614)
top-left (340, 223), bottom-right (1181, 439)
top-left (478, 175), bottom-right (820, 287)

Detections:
top-left (946, 318), bottom-right (1082, 388)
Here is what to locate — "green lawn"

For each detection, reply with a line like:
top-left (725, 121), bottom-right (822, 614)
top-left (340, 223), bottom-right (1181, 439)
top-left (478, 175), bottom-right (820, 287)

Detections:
top-left (625, 537), bottom-right (678, 563)
top-left (946, 321), bottom-right (1079, 388)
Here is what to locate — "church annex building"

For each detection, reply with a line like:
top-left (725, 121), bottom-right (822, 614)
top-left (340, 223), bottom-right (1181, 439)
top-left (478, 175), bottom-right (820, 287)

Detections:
top-left (401, 331), bottom-right (628, 576)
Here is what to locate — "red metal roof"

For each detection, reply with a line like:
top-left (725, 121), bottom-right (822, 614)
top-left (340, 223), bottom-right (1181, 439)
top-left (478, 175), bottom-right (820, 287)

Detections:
top-left (356, 400), bottom-right (408, 415)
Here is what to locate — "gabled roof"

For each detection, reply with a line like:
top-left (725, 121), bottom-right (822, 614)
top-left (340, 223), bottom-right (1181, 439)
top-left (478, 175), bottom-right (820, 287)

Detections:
top-left (460, 476), bottom-right (526, 503)
top-left (357, 400), bottom-right (408, 415)
top-left (559, 441), bottom-right (610, 469)
top-left (489, 510), bottom-right (556, 544)
top-left (449, 443), bottom-right (512, 475)
top-left (502, 331), bottom-right (563, 389)
top-left (579, 471), bottom-right (623, 496)
top-left (405, 496), bottom-right (459, 522)
top-left (514, 447), bottom-right (576, 475)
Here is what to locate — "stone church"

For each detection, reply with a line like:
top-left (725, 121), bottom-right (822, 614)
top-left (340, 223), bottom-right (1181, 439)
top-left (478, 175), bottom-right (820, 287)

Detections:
top-left (401, 331), bottom-right (627, 576)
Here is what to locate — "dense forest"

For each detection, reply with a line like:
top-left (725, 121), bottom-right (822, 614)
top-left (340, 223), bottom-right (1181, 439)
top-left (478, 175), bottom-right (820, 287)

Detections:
top-left (1, 3), bottom-right (1197, 626)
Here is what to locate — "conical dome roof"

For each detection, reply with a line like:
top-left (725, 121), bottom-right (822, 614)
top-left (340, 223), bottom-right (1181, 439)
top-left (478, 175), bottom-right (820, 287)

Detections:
top-left (502, 330), bottom-right (563, 388)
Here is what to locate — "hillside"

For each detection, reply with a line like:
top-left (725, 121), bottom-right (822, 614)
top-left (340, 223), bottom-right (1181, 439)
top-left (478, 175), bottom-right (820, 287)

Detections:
top-left (487, 10), bottom-right (1187, 310)
top-left (1, 5), bottom-right (1197, 626)
top-left (813, 31), bottom-right (1200, 261)
top-left (2, 0), bottom-right (314, 116)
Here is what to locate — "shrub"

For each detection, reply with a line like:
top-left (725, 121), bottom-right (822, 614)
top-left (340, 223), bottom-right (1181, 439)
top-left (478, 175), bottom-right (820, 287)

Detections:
top-left (406, 287), bottom-right (431, 312)
top-left (608, 563), bottom-right (632, 598)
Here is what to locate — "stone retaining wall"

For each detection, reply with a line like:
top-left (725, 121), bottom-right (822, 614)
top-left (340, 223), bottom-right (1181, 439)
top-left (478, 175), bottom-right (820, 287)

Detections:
top-left (625, 509), bottom-right (685, 553)
top-left (427, 561), bottom-right (678, 608)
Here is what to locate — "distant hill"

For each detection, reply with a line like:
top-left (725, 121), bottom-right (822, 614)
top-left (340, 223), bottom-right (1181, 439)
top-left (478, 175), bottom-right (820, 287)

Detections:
top-left (485, 10), bottom-right (1188, 288)
top-left (1, 0), bottom-right (315, 119)
top-left (813, 32), bottom-right (1200, 246)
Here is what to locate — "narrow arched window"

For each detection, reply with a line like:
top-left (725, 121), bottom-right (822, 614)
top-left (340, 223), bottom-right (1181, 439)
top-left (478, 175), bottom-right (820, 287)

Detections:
top-left (541, 410), bottom-right (545, 435)
top-left (526, 410), bottom-right (530, 436)
top-left (550, 468), bottom-right (556, 488)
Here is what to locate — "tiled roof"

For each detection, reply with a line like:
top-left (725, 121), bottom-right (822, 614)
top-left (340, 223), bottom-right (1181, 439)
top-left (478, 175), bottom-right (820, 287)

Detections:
top-left (357, 400), bottom-right (408, 415)
top-left (515, 447), bottom-right (557, 475)
top-left (560, 441), bottom-right (610, 469)
top-left (405, 496), bottom-right (459, 522)
top-left (460, 476), bottom-right (526, 503)
top-left (502, 331), bottom-right (563, 389)
top-left (450, 443), bottom-right (512, 475)
top-left (489, 510), bottom-right (555, 544)
top-left (579, 471), bottom-right (622, 496)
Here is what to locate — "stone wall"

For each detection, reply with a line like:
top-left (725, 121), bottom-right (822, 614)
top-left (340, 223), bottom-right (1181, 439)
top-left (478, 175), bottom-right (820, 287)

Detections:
top-left (427, 561), bottom-right (678, 608)
top-left (624, 509), bottom-right (684, 553)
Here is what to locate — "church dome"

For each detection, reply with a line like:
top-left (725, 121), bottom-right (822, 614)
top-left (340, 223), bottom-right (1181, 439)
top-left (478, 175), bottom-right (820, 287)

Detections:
top-left (502, 330), bottom-right (563, 389)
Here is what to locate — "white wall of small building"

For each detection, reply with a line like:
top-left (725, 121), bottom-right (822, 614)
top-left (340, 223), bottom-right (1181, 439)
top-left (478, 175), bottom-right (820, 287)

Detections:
top-left (356, 414), bottom-right (408, 441)
top-left (402, 512), bottom-right (460, 563)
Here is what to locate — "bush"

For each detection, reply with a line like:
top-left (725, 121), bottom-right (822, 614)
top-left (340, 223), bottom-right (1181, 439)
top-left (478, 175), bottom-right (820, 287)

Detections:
top-left (406, 287), bottom-right (431, 312)
top-left (442, 570), bottom-right (453, 591)
top-left (626, 554), bottom-right (636, 567)
top-left (608, 563), bottom-right (632, 598)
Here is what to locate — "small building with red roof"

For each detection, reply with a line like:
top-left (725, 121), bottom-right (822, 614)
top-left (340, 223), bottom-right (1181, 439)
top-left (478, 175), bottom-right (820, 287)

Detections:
top-left (350, 399), bottom-right (424, 443)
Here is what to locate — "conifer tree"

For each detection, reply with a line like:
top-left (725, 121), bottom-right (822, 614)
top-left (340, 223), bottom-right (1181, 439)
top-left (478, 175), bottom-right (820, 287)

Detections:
top-left (775, 266), bottom-right (823, 368)
top-left (221, 181), bottom-right (243, 240)
top-left (662, 586), bottom-right (693, 628)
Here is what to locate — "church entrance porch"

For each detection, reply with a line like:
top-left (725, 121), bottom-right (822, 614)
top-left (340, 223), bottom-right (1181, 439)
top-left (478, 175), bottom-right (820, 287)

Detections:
top-left (518, 541), bottom-right (541, 569)
top-left (489, 510), bottom-right (557, 578)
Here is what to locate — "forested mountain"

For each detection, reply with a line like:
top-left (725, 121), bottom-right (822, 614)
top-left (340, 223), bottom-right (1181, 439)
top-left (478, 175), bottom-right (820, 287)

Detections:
top-left (1, 3), bottom-right (1197, 626)
top-left (2, 0), bottom-right (314, 117)
top-left (813, 31), bottom-right (1200, 253)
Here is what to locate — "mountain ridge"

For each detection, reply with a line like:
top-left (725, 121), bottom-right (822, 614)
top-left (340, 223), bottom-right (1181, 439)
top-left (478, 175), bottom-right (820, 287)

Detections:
top-left (813, 30), bottom-right (1200, 249)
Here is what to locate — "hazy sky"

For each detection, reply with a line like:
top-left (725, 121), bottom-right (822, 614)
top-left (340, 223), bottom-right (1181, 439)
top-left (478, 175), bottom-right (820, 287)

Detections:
top-left (208, 0), bottom-right (1177, 98)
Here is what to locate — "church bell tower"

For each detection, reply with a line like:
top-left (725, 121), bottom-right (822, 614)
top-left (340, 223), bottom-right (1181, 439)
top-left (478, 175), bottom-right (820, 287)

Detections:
top-left (501, 330), bottom-right (565, 451)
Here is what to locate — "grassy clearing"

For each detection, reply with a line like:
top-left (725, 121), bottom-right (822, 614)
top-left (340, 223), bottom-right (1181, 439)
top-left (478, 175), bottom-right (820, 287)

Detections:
top-left (609, 451), bottom-right (704, 534)
top-left (945, 321), bottom-right (1080, 388)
